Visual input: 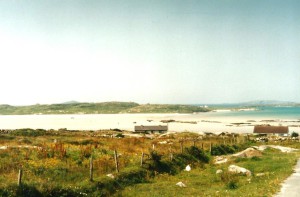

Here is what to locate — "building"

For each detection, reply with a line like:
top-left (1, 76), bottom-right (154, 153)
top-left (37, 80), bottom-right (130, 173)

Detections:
top-left (134, 125), bottom-right (168, 134)
top-left (253, 125), bottom-right (289, 136)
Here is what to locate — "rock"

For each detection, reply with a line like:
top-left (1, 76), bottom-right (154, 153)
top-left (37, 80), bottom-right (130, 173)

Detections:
top-left (216, 169), bottom-right (223, 174)
top-left (228, 165), bottom-right (251, 176)
top-left (0, 146), bottom-right (8, 150)
top-left (158, 141), bottom-right (168, 144)
top-left (233, 148), bottom-right (262, 158)
top-left (256, 145), bottom-right (298, 153)
top-left (106, 174), bottom-right (115, 179)
top-left (214, 156), bottom-right (228, 164)
top-left (255, 173), bottom-right (266, 177)
top-left (176, 181), bottom-right (186, 187)
top-left (185, 165), bottom-right (191, 171)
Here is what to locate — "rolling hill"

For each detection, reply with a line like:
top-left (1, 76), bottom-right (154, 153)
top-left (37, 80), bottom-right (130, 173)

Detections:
top-left (0, 102), bottom-right (210, 115)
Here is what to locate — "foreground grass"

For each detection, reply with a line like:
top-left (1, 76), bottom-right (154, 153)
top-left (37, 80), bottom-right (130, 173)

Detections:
top-left (118, 148), bottom-right (300, 197)
top-left (0, 130), bottom-right (299, 196)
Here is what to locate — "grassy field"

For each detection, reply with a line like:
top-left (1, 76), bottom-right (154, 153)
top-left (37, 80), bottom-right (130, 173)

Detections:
top-left (0, 102), bottom-right (209, 115)
top-left (119, 148), bottom-right (299, 197)
top-left (0, 130), bottom-right (299, 196)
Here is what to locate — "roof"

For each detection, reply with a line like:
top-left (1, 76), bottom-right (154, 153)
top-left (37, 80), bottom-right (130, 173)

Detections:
top-left (253, 125), bottom-right (289, 134)
top-left (134, 125), bottom-right (168, 131)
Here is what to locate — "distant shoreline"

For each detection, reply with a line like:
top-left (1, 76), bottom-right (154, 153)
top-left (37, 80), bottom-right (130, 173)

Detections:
top-left (0, 111), bottom-right (299, 133)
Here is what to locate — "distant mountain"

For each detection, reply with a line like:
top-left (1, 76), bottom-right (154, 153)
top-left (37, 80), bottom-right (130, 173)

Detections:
top-left (238, 100), bottom-right (298, 107)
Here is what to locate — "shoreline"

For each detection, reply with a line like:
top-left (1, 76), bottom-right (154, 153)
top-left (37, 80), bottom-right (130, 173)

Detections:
top-left (0, 112), bottom-right (300, 134)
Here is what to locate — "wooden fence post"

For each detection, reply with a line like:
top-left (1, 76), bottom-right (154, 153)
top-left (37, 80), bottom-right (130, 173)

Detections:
top-left (18, 169), bottom-right (22, 186)
top-left (180, 141), bottom-right (183, 153)
top-left (152, 144), bottom-right (155, 151)
top-left (209, 142), bottom-right (212, 154)
top-left (114, 150), bottom-right (119, 173)
top-left (140, 152), bottom-right (144, 167)
top-left (90, 157), bottom-right (93, 182)
top-left (170, 152), bottom-right (173, 161)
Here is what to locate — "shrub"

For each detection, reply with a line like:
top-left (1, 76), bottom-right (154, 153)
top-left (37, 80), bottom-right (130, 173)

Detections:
top-left (291, 132), bottom-right (299, 138)
top-left (115, 133), bottom-right (125, 138)
top-left (227, 181), bottom-right (238, 189)
top-left (220, 171), bottom-right (239, 190)
top-left (185, 146), bottom-right (210, 163)
top-left (11, 128), bottom-right (47, 137)
top-left (0, 184), bottom-right (42, 197)
top-left (211, 144), bottom-right (237, 156)
top-left (145, 151), bottom-right (175, 175)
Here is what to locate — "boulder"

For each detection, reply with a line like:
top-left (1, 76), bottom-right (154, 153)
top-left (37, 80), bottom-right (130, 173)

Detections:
top-left (106, 174), bottom-right (115, 179)
top-left (216, 169), bottom-right (223, 174)
top-left (185, 165), bottom-right (191, 171)
top-left (233, 148), bottom-right (262, 158)
top-left (228, 165), bottom-right (251, 176)
top-left (214, 156), bottom-right (228, 164)
top-left (176, 181), bottom-right (186, 187)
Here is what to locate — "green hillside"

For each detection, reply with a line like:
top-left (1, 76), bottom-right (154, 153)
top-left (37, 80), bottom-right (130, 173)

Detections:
top-left (123, 104), bottom-right (210, 113)
top-left (0, 102), bottom-right (210, 115)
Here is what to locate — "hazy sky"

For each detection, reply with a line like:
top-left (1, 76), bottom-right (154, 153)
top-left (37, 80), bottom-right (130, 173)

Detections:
top-left (0, 0), bottom-right (299, 105)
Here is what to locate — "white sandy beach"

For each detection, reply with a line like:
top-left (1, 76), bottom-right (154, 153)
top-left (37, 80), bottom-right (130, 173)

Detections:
top-left (0, 112), bottom-right (299, 134)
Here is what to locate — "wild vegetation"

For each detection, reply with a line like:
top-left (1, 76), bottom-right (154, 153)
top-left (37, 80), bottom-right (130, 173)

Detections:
top-left (0, 129), bottom-right (299, 196)
top-left (0, 102), bottom-right (209, 115)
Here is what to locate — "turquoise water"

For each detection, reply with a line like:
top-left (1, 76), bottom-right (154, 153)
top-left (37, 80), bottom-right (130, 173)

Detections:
top-left (211, 106), bottom-right (300, 119)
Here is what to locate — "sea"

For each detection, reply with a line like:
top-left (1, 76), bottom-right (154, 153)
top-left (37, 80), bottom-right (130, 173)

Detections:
top-left (210, 106), bottom-right (300, 119)
top-left (0, 106), bottom-right (299, 133)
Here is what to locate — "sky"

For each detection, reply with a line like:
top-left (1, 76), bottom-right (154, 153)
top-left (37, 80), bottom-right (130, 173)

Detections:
top-left (0, 0), bottom-right (299, 105)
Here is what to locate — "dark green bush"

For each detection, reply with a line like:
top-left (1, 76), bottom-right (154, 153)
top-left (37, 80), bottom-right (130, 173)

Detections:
top-left (0, 184), bottom-right (42, 197)
top-left (115, 133), bottom-right (125, 138)
top-left (146, 151), bottom-right (175, 174)
top-left (291, 132), bottom-right (299, 138)
top-left (211, 144), bottom-right (238, 156)
top-left (227, 181), bottom-right (238, 189)
top-left (11, 128), bottom-right (47, 137)
top-left (185, 146), bottom-right (210, 163)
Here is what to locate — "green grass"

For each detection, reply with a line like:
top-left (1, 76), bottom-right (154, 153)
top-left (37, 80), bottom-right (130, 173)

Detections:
top-left (118, 148), bottom-right (300, 197)
top-left (1, 131), bottom-right (299, 196)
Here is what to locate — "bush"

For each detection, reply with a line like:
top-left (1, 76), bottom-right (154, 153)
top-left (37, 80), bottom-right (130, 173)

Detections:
top-left (211, 144), bottom-right (237, 156)
top-left (185, 146), bottom-right (210, 163)
top-left (227, 181), bottom-right (238, 189)
top-left (220, 172), bottom-right (239, 190)
top-left (146, 151), bottom-right (174, 174)
top-left (115, 133), bottom-right (125, 138)
top-left (291, 132), bottom-right (299, 138)
top-left (11, 128), bottom-right (47, 137)
top-left (0, 184), bottom-right (42, 197)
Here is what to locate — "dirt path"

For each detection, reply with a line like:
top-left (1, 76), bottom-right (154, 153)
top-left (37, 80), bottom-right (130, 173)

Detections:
top-left (275, 159), bottom-right (300, 197)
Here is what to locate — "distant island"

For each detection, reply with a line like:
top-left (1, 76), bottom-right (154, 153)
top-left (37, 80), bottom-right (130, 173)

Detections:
top-left (1, 100), bottom-right (298, 115)
top-left (0, 102), bottom-right (210, 115)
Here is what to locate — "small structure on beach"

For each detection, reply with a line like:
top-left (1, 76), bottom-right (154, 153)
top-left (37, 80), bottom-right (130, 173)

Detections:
top-left (134, 125), bottom-right (168, 134)
top-left (253, 125), bottom-right (289, 136)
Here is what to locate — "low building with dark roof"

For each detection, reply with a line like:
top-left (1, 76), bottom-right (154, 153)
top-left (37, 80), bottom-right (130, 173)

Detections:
top-left (134, 125), bottom-right (168, 134)
top-left (253, 125), bottom-right (289, 136)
